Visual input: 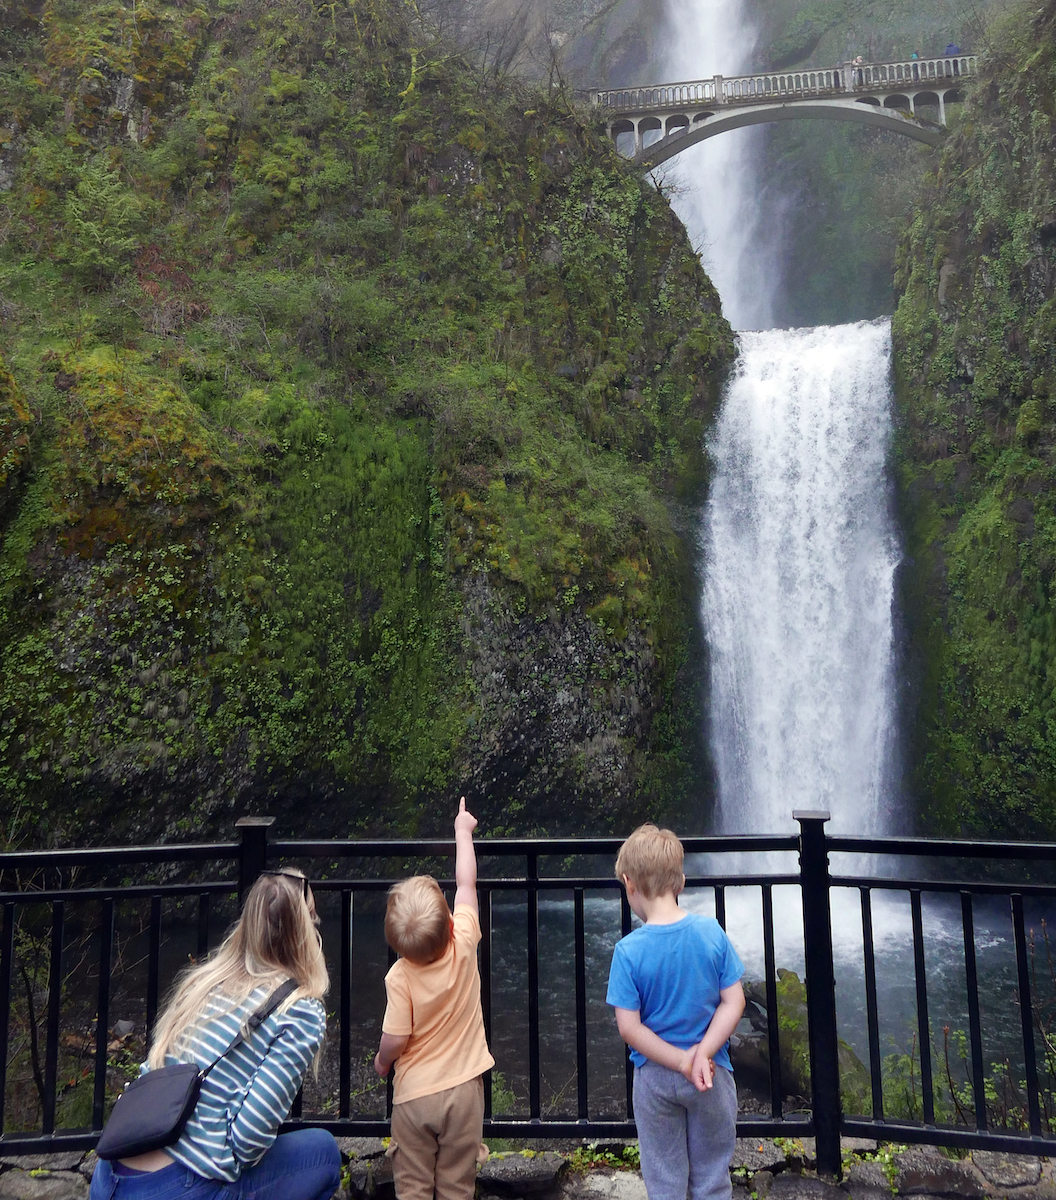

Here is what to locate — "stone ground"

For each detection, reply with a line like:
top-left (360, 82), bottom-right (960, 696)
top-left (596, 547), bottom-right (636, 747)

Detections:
top-left (1, 1138), bottom-right (1054, 1200)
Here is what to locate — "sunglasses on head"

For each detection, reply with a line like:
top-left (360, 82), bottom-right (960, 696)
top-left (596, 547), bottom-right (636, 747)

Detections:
top-left (259, 869), bottom-right (312, 901)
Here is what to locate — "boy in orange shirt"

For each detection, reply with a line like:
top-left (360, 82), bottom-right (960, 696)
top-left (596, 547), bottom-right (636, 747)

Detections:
top-left (374, 798), bottom-right (495, 1200)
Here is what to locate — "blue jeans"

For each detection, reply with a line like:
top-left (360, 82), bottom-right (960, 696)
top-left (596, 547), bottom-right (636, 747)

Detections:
top-left (633, 1061), bottom-right (737, 1200)
top-left (90, 1130), bottom-right (341, 1200)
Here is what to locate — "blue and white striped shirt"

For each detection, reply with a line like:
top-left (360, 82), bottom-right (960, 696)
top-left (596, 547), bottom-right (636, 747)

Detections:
top-left (142, 987), bottom-right (325, 1181)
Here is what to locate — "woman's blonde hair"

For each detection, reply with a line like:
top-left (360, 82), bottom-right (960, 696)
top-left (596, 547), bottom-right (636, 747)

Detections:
top-left (147, 870), bottom-right (328, 1070)
top-left (385, 876), bottom-right (451, 965)
top-left (615, 823), bottom-right (685, 900)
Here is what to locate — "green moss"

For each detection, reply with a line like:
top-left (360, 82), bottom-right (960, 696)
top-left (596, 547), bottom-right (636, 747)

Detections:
top-left (893, 0), bottom-right (1056, 835)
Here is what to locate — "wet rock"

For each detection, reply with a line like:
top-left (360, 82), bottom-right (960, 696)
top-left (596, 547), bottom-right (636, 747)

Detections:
top-left (0, 1171), bottom-right (89, 1200)
top-left (970, 1150), bottom-right (1042, 1188)
top-left (479, 1152), bottom-right (566, 1197)
top-left (893, 1149), bottom-right (986, 1197)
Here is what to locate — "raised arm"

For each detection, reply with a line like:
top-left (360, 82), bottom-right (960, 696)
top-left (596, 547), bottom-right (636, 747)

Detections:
top-left (453, 796), bottom-right (478, 915)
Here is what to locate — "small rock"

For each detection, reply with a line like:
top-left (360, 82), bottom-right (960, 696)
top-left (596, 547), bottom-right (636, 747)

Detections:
top-left (336, 1138), bottom-right (387, 1161)
top-left (766, 1175), bottom-right (844, 1200)
top-left (344, 1155), bottom-right (393, 1200)
top-left (479, 1152), bottom-right (566, 1197)
top-left (893, 1149), bottom-right (986, 1198)
top-left (565, 1172), bottom-right (646, 1200)
top-left (752, 1169), bottom-right (775, 1198)
top-left (732, 1187), bottom-right (752, 1200)
top-left (841, 1161), bottom-right (889, 1192)
top-left (731, 1139), bottom-right (786, 1172)
top-left (971, 1150), bottom-right (1042, 1188)
top-left (0, 1170), bottom-right (89, 1200)
top-left (111, 1021), bottom-right (135, 1039)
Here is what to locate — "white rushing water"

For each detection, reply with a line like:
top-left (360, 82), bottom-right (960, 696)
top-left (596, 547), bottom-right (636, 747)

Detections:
top-left (657, 0), bottom-right (777, 331)
top-left (702, 320), bottom-right (901, 836)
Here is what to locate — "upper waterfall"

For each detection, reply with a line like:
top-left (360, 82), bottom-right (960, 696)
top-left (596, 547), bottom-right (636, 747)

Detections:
top-left (659, 0), bottom-right (776, 330)
top-left (701, 320), bottom-right (901, 835)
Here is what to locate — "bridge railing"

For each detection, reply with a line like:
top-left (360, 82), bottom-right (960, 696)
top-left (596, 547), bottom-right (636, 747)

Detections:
top-left (1, 811), bottom-right (1055, 1177)
top-left (591, 55), bottom-right (978, 113)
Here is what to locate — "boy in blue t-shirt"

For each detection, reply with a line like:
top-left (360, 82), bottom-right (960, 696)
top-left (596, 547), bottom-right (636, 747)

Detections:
top-left (606, 824), bottom-right (745, 1200)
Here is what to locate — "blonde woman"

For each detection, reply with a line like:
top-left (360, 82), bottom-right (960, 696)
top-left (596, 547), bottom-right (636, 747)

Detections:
top-left (91, 870), bottom-right (340, 1200)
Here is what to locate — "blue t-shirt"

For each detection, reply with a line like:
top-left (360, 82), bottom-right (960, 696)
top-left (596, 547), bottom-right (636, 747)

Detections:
top-left (606, 912), bottom-right (744, 1070)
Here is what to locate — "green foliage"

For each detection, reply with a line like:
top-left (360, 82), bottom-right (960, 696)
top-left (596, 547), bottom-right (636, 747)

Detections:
top-left (892, 0), bottom-right (1056, 835)
top-left (0, 0), bottom-right (731, 841)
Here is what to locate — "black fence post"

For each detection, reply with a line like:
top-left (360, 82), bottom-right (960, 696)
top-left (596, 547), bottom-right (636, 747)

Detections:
top-left (236, 816), bottom-right (275, 902)
top-left (795, 810), bottom-right (842, 1179)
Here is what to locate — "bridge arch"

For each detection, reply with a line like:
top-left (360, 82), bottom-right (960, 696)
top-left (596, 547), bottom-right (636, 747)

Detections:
top-left (632, 99), bottom-right (944, 168)
top-left (591, 55), bottom-right (977, 167)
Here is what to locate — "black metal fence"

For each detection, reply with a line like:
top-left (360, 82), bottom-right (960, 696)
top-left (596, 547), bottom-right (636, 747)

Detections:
top-left (3, 811), bottom-right (1056, 1177)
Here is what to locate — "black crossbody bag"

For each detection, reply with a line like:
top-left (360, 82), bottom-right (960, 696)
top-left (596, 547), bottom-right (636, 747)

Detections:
top-left (96, 978), bottom-right (300, 1161)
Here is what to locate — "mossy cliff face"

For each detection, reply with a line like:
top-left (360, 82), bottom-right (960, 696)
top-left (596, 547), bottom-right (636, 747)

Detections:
top-left (0, 0), bottom-right (732, 844)
top-left (892, 0), bottom-right (1056, 836)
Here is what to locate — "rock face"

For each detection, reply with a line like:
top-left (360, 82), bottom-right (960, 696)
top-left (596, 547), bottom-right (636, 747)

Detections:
top-left (892, 0), bottom-right (1056, 836)
top-left (0, 0), bottom-right (732, 845)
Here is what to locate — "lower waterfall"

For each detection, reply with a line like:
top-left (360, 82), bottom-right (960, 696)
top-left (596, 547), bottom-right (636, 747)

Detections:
top-left (702, 319), bottom-right (901, 836)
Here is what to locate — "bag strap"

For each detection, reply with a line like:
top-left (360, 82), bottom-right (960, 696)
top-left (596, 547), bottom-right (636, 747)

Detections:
top-left (198, 978), bottom-right (300, 1080)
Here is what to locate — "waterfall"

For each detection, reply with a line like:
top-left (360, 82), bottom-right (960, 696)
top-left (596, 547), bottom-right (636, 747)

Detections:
top-left (702, 321), bottom-right (900, 836)
top-left (658, 0), bottom-right (777, 331)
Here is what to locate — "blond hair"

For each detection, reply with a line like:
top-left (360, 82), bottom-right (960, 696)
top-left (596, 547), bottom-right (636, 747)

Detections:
top-left (147, 870), bottom-right (328, 1070)
top-left (385, 876), bottom-right (452, 965)
top-left (615, 823), bottom-right (685, 900)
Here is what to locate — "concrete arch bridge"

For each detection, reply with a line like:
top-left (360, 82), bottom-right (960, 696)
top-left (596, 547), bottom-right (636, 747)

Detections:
top-left (591, 55), bottom-right (978, 168)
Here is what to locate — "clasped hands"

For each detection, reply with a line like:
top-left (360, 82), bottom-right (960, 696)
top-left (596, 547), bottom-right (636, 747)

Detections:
top-left (677, 1045), bottom-right (716, 1092)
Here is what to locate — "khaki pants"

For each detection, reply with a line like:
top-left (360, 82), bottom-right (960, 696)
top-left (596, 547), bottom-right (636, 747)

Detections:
top-left (390, 1076), bottom-right (484, 1200)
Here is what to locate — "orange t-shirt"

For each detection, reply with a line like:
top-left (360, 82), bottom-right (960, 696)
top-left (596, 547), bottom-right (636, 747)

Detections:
top-left (382, 905), bottom-right (496, 1104)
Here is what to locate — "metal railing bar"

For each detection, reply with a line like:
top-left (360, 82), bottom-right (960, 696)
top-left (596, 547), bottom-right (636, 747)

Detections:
top-left (0, 875), bottom-right (802, 905)
top-left (527, 855), bottom-right (541, 1120)
top-left (146, 895), bottom-right (162, 1047)
top-left (621, 888), bottom-right (633, 1119)
top-left (339, 890), bottom-right (352, 1119)
top-left (92, 897), bottom-right (114, 1131)
top-left (43, 901), bottom-right (64, 1134)
top-left (480, 888), bottom-right (492, 1121)
top-left (910, 890), bottom-right (934, 1125)
top-left (960, 892), bottom-right (987, 1131)
top-left (841, 1117), bottom-right (1056, 1156)
top-left (828, 836), bottom-right (1056, 861)
top-left (715, 885), bottom-right (726, 930)
top-left (197, 893), bottom-right (210, 959)
top-left (1011, 894), bottom-right (1042, 1136)
top-left (269, 836), bottom-right (799, 858)
top-left (574, 888), bottom-right (588, 1121)
top-left (859, 888), bottom-right (883, 1120)
top-left (761, 884), bottom-right (782, 1118)
top-left (0, 883), bottom-right (237, 905)
top-left (831, 875), bottom-right (1056, 897)
top-left (0, 902), bottom-right (13, 1134)
top-left (0, 845), bottom-right (240, 870)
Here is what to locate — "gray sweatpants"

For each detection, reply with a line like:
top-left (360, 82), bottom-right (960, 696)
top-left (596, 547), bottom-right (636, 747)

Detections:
top-left (632, 1061), bottom-right (737, 1200)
